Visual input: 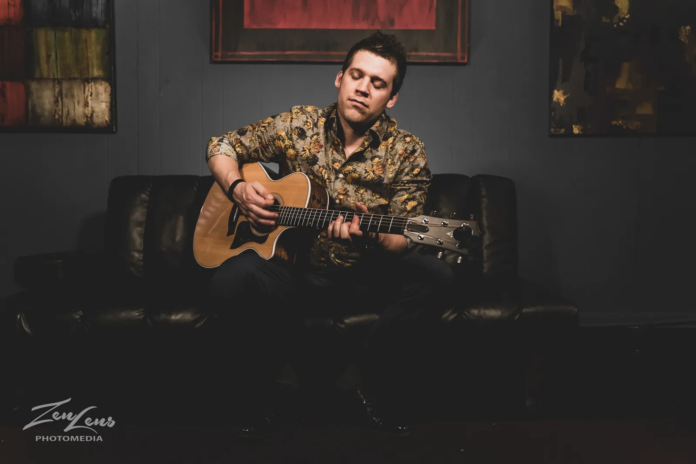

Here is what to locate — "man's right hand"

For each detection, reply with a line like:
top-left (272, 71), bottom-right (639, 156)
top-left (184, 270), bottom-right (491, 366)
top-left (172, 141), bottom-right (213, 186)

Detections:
top-left (230, 180), bottom-right (279, 228)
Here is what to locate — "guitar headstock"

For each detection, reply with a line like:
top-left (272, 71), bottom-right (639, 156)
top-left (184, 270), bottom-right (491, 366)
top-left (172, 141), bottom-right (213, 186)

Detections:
top-left (403, 214), bottom-right (481, 255)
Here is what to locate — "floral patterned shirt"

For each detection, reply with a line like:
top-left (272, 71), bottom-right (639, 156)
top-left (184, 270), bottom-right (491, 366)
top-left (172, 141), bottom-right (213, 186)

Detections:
top-left (206, 102), bottom-right (431, 271)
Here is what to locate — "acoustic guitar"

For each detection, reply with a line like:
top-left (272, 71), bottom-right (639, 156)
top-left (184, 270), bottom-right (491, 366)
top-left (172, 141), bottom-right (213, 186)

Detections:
top-left (193, 162), bottom-right (481, 268)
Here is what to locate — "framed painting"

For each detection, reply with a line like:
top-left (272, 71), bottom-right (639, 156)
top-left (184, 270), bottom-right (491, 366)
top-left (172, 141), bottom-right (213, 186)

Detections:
top-left (211, 0), bottom-right (469, 64)
top-left (0, 0), bottom-right (117, 133)
top-left (550, 0), bottom-right (696, 136)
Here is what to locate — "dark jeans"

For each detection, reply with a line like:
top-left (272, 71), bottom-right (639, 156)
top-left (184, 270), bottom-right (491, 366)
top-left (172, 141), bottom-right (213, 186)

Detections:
top-left (208, 248), bottom-right (454, 412)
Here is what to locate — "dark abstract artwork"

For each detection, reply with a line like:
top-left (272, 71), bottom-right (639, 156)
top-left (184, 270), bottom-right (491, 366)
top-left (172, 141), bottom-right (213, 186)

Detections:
top-left (0, 0), bottom-right (116, 132)
top-left (550, 0), bottom-right (696, 136)
top-left (212, 0), bottom-right (469, 63)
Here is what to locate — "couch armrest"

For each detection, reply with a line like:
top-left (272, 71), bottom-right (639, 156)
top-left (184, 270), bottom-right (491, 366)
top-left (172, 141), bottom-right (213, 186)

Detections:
top-left (14, 251), bottom-right (108, 290)
top-left (445, 276), bottom-right (578, 329)
top-left (514, 278), bottom-right (579, 329)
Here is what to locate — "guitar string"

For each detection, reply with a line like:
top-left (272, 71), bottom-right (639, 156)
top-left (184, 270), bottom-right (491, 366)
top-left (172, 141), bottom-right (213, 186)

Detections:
top-left (263, 207), bottom-right (472, 241)
top-left (250, 206), bottom-right (470, 246)
top-left (269, 209), bottom-right (412, 231)
top-left (260, 210), bottom-right (465, 247)
top-left (258, 206), bottom-right (473, 238)
top-left (264, 206), bottom-right (417, 228)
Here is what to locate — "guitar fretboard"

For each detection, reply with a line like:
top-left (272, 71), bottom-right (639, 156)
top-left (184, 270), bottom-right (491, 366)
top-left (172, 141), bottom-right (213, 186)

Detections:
top-left (268, 206), bottom-right (409, 235)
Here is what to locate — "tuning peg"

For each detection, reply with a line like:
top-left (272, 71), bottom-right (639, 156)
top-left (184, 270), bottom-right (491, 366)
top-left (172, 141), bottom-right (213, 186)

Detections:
top-left (450, 212), bottom-right (457, 219)
top-left (454, 227), bottom-right (472, 242)
top-left (430, 210), bottom-right (437, 216)
top-left (437, 251), bottom-right (444, 259)
top-left (457, 256), bottom-right (463, 264)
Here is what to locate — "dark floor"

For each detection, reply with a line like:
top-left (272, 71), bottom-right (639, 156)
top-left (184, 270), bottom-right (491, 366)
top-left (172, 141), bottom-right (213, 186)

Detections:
top-left (2, 325), bottom-right (696, 463)
top-left (2, 417), bottom-right (695, 463)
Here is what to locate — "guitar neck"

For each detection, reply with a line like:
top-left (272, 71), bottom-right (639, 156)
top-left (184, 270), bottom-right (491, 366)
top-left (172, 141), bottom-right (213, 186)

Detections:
top-left (269, 206), bottom-right (408, 235)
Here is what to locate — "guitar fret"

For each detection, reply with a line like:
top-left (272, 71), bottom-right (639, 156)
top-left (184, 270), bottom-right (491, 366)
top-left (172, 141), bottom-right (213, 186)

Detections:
top-left (292, 207), bottom-right (299, 226)
top-left (377, 215), bottom-right (383, 233)
top-left (367, 215), bottom-right (373, 232)
top-left (388, 216), bottom-right (394, 234)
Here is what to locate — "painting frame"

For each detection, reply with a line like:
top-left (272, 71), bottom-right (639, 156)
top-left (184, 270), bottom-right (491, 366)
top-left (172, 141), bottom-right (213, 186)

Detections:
top-left (211, 0), bottom-right (469, 65)
top-left (0, 0), bottom-right (118, 134)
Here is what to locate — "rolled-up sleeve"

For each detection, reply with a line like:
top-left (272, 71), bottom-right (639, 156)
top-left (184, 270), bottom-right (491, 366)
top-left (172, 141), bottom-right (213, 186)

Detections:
top-left (206, 112), bottom-right (293, 165)
top-left (388, 139), bottom-right (432, 218)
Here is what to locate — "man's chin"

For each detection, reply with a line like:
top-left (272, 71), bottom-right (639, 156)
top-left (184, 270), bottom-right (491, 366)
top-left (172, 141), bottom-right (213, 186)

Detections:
top-left (344, 108), bottom-right (369, 123)
top-left (338, 104), bottom-right (373, 129)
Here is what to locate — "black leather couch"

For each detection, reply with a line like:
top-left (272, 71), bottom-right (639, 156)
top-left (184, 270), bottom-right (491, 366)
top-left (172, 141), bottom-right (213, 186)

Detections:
top-left (0, 170), bottom-right (578, 426)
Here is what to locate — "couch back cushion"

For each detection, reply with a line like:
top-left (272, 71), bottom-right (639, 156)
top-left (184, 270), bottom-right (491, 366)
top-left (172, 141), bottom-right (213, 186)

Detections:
top-left (470, 175), bottom-right (518, 279)
top-left (105, 175), bottom-right (214, 287)
top-left (424, 174), bottom-right (518, 281)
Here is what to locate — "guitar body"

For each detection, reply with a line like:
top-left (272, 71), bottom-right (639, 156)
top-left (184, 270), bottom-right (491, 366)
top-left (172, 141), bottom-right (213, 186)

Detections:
top-left (193, 163), bottom-right (328, 268)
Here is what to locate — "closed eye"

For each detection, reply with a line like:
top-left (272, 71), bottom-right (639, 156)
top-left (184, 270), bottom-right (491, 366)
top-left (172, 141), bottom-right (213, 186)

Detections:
top-left (351, 72), bottom-right (386, 89)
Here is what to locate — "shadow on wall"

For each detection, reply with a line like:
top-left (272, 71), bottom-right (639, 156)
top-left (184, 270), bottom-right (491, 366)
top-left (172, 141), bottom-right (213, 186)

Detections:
top-left (0, 229), bottom-right (10, 301)
top-left (75, 212), bottom-right (107, 253)
top-left (520, 191), bottom-right (562, 293)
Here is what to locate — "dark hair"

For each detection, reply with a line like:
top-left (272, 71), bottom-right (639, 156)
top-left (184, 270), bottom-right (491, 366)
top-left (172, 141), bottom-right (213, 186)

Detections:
top-left (341, 31), bottom-right (407, 97)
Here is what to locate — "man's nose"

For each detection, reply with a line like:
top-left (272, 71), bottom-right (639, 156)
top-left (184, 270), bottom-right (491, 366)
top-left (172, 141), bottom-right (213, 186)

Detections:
top-left (356, 78), bottom-right (369, 95)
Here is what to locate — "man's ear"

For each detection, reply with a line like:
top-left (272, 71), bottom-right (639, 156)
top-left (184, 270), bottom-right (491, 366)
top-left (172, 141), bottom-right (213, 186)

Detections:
top-left (335, 71), bottom-right (343, 89)
top-left (386, 92), bottom-right (398, 109)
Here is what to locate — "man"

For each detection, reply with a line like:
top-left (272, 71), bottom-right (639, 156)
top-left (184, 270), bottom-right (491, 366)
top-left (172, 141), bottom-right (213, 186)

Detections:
top-left (206, 32), bottom-right (453, 437)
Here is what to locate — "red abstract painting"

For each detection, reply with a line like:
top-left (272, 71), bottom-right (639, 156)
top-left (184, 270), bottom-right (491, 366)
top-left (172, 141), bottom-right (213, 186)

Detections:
top-left (244, 0), bottom-right (436, 30)
top-left (213, 0), bottom-right (468, 63)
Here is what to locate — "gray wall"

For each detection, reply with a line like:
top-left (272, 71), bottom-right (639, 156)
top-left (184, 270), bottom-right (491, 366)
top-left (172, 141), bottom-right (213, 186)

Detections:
top-left (1, 0), bottom-right (695, 326)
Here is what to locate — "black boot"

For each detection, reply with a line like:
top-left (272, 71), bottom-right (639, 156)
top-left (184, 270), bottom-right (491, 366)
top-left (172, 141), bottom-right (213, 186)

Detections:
top-left (350, 386), bottom-right (411, 437)
top-left (233, 409), bottom-right (279, 439)
top-left (233, 361), bottom-right (302, 439)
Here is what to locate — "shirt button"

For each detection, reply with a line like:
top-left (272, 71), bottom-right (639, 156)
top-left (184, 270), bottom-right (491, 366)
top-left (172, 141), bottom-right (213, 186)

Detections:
top-left (338, 174), bottom-right (344, 179)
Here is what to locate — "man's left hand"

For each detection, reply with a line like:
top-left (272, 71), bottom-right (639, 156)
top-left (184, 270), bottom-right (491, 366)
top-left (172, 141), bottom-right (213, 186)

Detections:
top-left (327, 202), bottom-right (379, 245)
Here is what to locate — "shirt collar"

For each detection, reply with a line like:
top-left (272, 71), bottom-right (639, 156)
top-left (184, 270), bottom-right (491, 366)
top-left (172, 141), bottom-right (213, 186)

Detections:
top-left (323, 102), bottom-right (388, 149)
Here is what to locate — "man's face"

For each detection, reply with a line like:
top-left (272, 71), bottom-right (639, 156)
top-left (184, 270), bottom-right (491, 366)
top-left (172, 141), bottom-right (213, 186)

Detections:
top-left (335, 50), bottom-right (399, 130)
